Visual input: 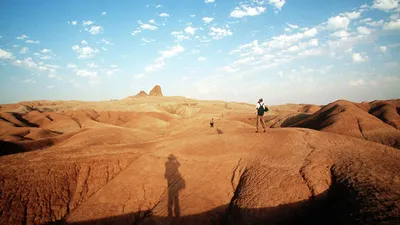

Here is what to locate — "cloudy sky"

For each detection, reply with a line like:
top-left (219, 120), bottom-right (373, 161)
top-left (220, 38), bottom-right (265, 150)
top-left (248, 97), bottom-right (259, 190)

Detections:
top-left (0, 0), bottom-right (399, 105)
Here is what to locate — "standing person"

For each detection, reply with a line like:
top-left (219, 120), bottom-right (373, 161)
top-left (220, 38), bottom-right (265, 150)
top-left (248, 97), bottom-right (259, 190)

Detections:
top-left (256, 98), bottom-right (266, 133)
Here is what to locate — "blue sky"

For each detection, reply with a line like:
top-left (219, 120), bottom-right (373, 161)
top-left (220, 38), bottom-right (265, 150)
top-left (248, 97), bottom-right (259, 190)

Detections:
top-left (0, 0), bottom-right (399, 105)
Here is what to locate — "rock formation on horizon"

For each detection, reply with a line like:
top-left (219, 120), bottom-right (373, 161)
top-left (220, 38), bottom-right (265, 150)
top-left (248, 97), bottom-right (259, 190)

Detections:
top-left (135, 91), bottom-right (148, 97)
top-left (149, 85), bottom-right (163, 96)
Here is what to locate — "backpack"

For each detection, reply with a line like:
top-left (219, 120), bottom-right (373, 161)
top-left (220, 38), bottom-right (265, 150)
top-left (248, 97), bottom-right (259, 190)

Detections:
top-left (257, 103), bottom-right (265, 116)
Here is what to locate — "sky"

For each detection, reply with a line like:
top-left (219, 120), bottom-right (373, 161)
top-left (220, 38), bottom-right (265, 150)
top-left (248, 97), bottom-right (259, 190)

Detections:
top-left (0, 0), bottom-right (399, 105)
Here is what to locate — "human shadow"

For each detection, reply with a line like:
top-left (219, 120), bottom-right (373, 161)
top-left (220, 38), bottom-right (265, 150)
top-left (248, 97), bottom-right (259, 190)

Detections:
top-left (164, 154), bottom-right (185, 219)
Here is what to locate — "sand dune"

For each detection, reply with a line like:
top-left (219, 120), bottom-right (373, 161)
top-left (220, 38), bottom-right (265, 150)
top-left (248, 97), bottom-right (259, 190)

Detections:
top-left (289, 100), bottom-right (400, 148)
top-left (1, 89), bottom-right (399, 224)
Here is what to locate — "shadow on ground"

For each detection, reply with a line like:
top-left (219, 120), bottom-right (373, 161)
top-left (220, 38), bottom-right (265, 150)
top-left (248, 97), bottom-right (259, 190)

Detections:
top-left (0, 141), bottom-right (26, 156)
top-left (58, 171), bottom-right (397, 225)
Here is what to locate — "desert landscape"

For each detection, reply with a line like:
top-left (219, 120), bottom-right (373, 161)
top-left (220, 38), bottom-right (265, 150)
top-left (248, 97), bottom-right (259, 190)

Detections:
top-left (0, 85), bottom-right (399, 225)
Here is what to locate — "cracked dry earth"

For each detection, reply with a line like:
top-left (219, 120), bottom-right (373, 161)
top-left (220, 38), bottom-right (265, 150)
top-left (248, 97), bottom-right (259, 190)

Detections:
top-left (1, 97), bottom-right (400, 225)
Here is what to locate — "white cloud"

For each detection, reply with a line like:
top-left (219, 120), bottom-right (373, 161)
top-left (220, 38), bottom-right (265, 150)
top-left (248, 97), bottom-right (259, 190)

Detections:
top-left (360, 18), bottom-right (372, 23)
top-left (141, 24), bottom-right (158, 30)
top-left (149, 19), bottom-right (155, 24)
top-left (72, 45), bottom-right (100, 59)
top-left (132, 30), bottom-right (141, 36)
top-left (372, 0), bottom-right (399, 11)
top-left (0, 49), bottom-right (14, 59)
top-left (284, 28), bottom-right (291, 32)
top-left (81, 40), bottom-right (88, 45)
top-left (390, 13), bottom-right (400, 20)
top-left (86, 62), bottom-right (98, 68)
top-left (20, 47), bottom-right (29, 54)
top-left (22, 78), bottom-right (36, 83)
top-left (230, 5), bottom-right (266, 18)
top-left (145, 59), bottom-right (165, 72)
top-left (327, 15), bottom-right (350, 29)
top-left (366, 19), bottom-right (384, 27)
top-left (145, 45), bottom-right (185, 72)
top-left (233, 56), bottom-right (256, 65)
top-left (308, 38), bottom-right (319, 46)
top-left (304, 28), bottom-right (318, 37)
top-left (102, 12), bottom-right (106, 16)
top-left (16, 34), bottom-right (29, 40)
top-left (268, 0), bottom-right (286, 10)
top-left (105, 68), bottom-right (122, 77)
top-left (185, 26), bottom-right (197, 35)
top-left (209, 27), bottom-right (233, 40)
top-left (171, 31), bottom-right (190, 41)
top-left (76, 69), bottom-right (97, 77)
top-left (86, 26), bottom-right (103, 35)
top-left (383, 19), bottom-right (400, 30)
top-left (156, 5), bottom-right (162, 8)
top-left (380, 46), bottom-right (388, 52)
top-left (332, 30), bottom-right (351, 38)
top-left (357, 26), bottom-right (372, 35)
top-left (41, 49), bottom-right (51, 54)
top-left (13, 57), bottom-right (59, 74)
top-left (72, 21), bottom-right (77, 25)
top-left (205, 0), bottom-right (215, 3)
top-left (220, 66), bottom-right (238, 73)
top-left (101, 39), bottom-right (113, 45)
top-left (190, 14), bottom-right (196, 17)
top-left (142, 38), bottom-right (155, 43)
top-left (344, 11), bottom-right (361, 19)
top-left (40, 55), bottom-right (52, 60)
top-left (202, 17), bottom-right (214, 24)
top-left (159, 44), bottom-right (185, 58)
top-left (197, 57), bottom-right (206, 61)
top-left (159, 13), bottom-right (170, 17)
top-left (352, 52), bottom-right (369, 63)
top-left (285, 38), bottom-right (318, 53)
top-left (287, 23), bottom-right (298, 29)
top-left (360, 4), bottom-right (370, 9)
top-left (83, 20), bottom-right (94, 26)
top-left (14, 57), bottom-right (37, 68)
top-left (26, 40), bottom-right (40, 44)
top-left (67, 64), bottom-right (77, 69)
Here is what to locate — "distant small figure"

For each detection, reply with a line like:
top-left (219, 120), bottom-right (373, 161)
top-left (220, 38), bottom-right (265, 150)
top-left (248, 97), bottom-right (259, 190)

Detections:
top-left (256, 98), bottom-right (267, 133)
top-left (210, 118), bottom-right (214, 128)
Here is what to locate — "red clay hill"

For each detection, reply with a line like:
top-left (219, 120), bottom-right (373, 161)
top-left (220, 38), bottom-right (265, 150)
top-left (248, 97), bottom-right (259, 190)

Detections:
top-left (0, 97), bottom-right (399, 225)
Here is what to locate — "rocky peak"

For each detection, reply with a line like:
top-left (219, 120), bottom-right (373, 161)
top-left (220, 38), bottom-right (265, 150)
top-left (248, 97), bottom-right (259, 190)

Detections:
top-left (149, 85), bottom-right (163, 96)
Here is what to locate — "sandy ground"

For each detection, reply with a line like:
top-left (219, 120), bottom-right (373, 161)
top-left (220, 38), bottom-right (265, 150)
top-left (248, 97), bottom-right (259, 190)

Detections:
top-left (0, 95), bottom-right (399, 225)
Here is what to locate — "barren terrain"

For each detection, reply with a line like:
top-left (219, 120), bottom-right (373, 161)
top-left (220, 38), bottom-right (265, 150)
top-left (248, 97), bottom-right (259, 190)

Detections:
top-left (1, 86), bottom-right (399, 225)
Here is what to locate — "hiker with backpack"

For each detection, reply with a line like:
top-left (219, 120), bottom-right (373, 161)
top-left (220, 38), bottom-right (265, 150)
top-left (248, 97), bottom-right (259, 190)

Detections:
top-left (256, 98), bottom-right (268, 133)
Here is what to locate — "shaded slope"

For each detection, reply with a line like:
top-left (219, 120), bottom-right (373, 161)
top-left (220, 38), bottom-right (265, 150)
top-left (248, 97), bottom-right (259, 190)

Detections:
top-left (290, 100), bottom-right (400, 148)
top-left (369, 100), bottom-right (400, 129)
